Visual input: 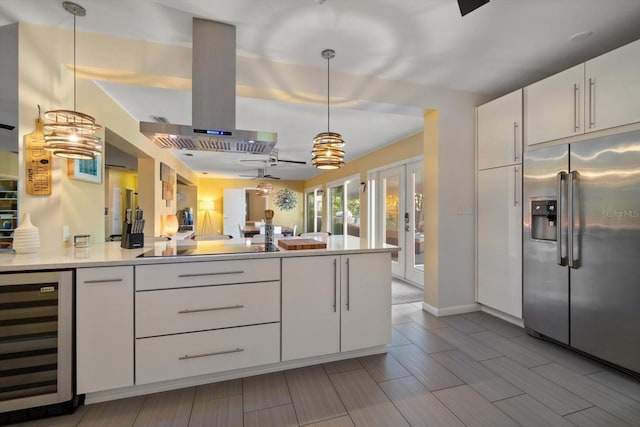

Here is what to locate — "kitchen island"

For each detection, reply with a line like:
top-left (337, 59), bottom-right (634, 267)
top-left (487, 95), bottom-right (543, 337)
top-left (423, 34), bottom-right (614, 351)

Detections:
top-left (0, 236), bottom-right (397, 405)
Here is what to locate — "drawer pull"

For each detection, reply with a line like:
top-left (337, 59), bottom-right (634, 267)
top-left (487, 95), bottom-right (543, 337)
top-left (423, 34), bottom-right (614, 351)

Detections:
top-left (179, 347), bottom-right (244, 360)
top-left (83, 278), bottom-right (124, 284)
top-left (178, 271), bottom-right (244, 278)
top-left (178, 304), bottom-right (244, 314)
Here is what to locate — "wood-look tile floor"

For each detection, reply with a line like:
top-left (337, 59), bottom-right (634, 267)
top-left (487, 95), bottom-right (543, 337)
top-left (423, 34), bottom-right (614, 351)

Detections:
top-left (10, 304), bottom-right (640, 427)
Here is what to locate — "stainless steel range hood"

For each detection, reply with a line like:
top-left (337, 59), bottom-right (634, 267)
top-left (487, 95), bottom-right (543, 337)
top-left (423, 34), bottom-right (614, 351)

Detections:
top-left (139, 18), bottom-right (277, 154)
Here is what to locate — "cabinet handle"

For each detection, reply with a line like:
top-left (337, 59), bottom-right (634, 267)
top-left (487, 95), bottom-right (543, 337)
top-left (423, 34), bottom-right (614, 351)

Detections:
top-left (513, 121), bottom-right (519, 162)
top-left (83, 278), bottom-right (123, 284)
top-left (178, 304), bottom-right (244, 314)
top-left (179, 347), bottom-right (244, 360)
top-left (588, 77), bottom-right (596, 128)
top-left (333, 259), bottom-right (337, 313)
top-left (178, 271), bottom-right (244, 278)
top-left (573, 83), bottom-right (580, 132)
top-left (513, 167), bottom-right (519, 207)
top-left (346, 258), bottom-right (350, 311)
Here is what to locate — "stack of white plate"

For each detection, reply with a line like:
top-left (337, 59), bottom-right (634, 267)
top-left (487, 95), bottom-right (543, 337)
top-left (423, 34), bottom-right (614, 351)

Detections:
top-left (13, 213), bottom-right (40, 254)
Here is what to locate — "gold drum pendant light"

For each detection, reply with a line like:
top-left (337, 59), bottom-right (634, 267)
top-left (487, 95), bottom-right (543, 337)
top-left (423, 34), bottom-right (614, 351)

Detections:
top-left (44, 1), bottom-right (102, 160)
top-left (256, 181), bottom-right (274, 197)
top-left (312, 49), bottom-right (344, 170)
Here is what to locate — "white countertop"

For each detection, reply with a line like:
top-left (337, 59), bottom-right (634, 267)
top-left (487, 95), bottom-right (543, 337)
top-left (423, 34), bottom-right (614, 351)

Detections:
top-left (0, 235), bottom-right (398, 272)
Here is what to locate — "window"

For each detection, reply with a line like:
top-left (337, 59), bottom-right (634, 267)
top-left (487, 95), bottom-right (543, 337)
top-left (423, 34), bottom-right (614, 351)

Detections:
top-left (304, 187), bottom-right (323, 233)
top-left (327, 175), bottom-right (361, 236)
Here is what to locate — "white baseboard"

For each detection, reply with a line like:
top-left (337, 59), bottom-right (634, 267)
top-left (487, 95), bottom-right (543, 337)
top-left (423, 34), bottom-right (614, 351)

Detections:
top-left (84, 345), bottom-right (387, 405)
top-left (480, 305), bottom-right (524, 327)
top-left (421, 301), bottom-right (481, 317)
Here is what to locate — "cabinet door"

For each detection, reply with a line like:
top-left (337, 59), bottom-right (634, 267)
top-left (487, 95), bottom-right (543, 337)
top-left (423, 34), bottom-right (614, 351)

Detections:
top-left (341, 253), bottom-right (391, 352)
top-left (282, 256), bottom-right (340, 361)
top-left (76, 266), bottom-right (134, 393)
top-left (524, 64), bottom-right (584, 146)
top-left (585, 39), bottom-right (640, 132)
top-left (477, 166), bottom-right (522, 318)
top-left (477, 89), bottom-right (522, 170)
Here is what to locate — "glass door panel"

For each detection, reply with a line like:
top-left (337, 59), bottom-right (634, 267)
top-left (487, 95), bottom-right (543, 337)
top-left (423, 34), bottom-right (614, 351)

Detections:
top-left (406, 161), bottom-right (424, 285)
top-left (346, 181), bottom-right (361, 237)
top-left (329, 185), bottom-right (344, 235)
top-left (380, 166), bottom-right (405, 276)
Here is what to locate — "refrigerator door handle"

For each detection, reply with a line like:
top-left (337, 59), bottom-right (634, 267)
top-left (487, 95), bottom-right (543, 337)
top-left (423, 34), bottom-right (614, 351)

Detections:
top-left (556, 171), bottom-right (568, 266)
top-left (568, 171), bottom-right (580, 269)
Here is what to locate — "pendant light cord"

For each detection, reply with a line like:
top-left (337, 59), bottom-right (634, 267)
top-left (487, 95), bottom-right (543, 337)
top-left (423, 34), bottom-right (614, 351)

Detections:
top-left (326, 54), bottom-right (330, 133)
top-left (73, 11), bottom-right (77, 112)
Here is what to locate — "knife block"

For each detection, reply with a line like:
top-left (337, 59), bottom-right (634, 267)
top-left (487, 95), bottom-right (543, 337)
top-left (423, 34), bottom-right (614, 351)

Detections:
top-left (121, 233), bottom-right (144, 249)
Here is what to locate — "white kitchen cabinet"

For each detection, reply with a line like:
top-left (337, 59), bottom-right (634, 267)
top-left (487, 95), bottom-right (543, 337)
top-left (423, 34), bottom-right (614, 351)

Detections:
top-left (524, 64), bottom-right (584, 146)
top-left (281, 255), bottom-right (340, 360)
top-left (340, 253), bottom-right (392, 352)
top-left (281, 252), bottom-right (391, 361)
top-left (477, 166), bottom-right (522, 318)
top-left (525, 39), bottom-right (640, 146)
top-left (477, 89), bottom-right (522, 170)
top-left (584, 38), bottom-right (640, 132)
top-left (136, 323), bottom-right (279, 385)
top-left (134, 259), bottom-right (281, 385)
top-left (76, 266), bottom-right (133, 394)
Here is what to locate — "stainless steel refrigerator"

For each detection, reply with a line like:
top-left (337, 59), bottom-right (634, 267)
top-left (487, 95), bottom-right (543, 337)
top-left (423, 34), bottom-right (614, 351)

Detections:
top-left (523, 129), bottom-right (640, 376)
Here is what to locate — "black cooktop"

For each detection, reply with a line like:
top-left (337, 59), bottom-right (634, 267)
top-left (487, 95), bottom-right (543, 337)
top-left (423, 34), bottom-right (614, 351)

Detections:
top-left (136, 240), bottom-right (278, 258)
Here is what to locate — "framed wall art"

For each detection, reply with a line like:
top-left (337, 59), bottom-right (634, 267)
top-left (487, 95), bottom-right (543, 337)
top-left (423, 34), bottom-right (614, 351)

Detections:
top-left (68, 156), bottom-right (102, 184)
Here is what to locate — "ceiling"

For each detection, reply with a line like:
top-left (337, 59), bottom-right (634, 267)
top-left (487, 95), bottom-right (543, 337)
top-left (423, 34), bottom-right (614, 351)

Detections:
top-left (3, 0), bottom-right (640, 180)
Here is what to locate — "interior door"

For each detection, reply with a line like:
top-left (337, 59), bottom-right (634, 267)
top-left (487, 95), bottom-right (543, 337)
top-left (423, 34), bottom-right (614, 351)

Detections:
top-left (223, 188), bottom-right (246, 238)
top-left (379, 166), bottom-right (405, 277)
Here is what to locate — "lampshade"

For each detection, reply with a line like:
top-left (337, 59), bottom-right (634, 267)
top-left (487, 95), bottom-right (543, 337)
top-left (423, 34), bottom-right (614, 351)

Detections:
top-left (256, 182), bottom-right (274, 197)
top-left (164, 214), bottom-right (179, 236)
top-left (199, 200), bottom-right (214, 211)
top-left (44, 2), bottom-right (102, 160)
top-left (312, 49), bottom-right (345, 170)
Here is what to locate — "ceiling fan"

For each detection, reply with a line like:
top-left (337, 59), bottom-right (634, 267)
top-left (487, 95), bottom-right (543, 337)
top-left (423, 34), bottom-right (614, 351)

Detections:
top-left (240, 149), bottom-right (306, 166)
top-left (239, 168), bottom-right (281, 180)
top-left (457, 0), bottom-right (489, 16)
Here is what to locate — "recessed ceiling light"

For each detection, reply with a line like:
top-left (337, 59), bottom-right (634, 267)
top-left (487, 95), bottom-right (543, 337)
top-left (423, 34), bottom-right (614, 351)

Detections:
top-left (570, 31), bottom-right (592, 42)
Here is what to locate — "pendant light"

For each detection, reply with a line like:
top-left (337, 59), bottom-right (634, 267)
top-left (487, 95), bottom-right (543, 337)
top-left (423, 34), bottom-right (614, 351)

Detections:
top-left (312, 49), bottom-right (345, 170)
top-left (44, 1), bottom-right (102, 160)
top-left (256, 181), bottom-right (274, 197)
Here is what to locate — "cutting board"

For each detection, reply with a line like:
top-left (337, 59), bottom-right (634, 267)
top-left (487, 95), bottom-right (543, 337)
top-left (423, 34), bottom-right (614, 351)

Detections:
top-left (278, 238), bottom-right (327, 250)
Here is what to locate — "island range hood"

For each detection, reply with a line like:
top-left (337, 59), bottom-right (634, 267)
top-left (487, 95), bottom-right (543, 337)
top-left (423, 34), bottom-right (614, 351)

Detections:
top-left (140, 18), bottom-right (277, 154)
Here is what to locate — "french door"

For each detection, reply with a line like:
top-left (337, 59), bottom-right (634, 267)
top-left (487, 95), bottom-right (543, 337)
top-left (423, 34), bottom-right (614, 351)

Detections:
top-left (371, 160), bottom-right (424, 286)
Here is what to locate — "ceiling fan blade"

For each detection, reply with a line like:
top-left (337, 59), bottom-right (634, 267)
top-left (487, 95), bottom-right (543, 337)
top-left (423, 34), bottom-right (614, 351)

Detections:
top-left (278, 159), bottom-right (307, 165)
top-left (239, 174), bottom-right (257, 178)
top-left (457, 0), bottom-right (489, 16)
top-left (264, 175), bottom-right (281, 180)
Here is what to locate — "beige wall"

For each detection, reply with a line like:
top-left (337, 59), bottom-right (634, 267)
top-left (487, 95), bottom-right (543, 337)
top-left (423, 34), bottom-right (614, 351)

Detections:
top-left (197, 178), bottom-right (304, 236)
top-left (0, 152), bottom-right (18, 178)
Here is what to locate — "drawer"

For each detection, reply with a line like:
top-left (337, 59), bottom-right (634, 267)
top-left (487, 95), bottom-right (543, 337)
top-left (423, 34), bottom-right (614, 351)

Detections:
top-left (135, 323), bottom-right (280, 385)
top-left (136, 281), bottom-right (280, 338)
top-left (135, 258), bottom-right (280, 291)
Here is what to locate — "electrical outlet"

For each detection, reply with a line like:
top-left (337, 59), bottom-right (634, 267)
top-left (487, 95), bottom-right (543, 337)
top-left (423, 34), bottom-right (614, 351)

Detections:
top-left (455, 206), bottom-right (473, 215)
top-left (62, 225), bottom-right (70, 242)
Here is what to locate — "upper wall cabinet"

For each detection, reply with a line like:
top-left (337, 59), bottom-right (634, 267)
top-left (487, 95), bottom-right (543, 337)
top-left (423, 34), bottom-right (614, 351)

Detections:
top-left (525, 38), bottom-right (640, 146)
top-left (524, 64), bottom-right (584, 146)
top-left (477, 89), bottom-right (522, 170)
top-left (585, 39), bottom-right (640, 132)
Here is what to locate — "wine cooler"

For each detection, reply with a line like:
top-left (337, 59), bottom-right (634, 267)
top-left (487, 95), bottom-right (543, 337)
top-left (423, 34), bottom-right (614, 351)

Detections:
top-left (0, 270), bottom-right (76, 424)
